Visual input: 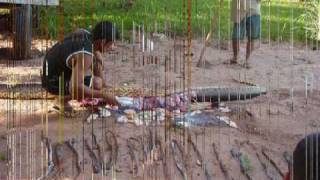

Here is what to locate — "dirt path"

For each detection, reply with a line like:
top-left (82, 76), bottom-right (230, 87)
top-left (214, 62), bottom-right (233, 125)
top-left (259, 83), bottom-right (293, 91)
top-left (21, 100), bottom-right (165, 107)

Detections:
top-left (0, 38), bottom-right (319, 179)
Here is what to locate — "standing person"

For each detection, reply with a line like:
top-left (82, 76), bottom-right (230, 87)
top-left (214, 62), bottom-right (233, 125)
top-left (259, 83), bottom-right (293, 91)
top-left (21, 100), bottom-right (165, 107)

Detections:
top-left (230, 0), bottom-right (261, 68)
top-left (42, 21), bottom-right (119, 106)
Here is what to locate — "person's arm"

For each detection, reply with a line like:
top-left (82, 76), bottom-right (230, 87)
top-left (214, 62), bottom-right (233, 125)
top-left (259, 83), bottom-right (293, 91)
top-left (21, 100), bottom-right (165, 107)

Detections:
top-left (93, 51), bottom-right (109, 88)
top-left (69, 53), bottom-right (118, 105)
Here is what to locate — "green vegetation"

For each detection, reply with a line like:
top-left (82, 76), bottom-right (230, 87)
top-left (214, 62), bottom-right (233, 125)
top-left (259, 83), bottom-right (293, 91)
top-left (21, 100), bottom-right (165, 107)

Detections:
top-left (0, 8), bottom-right (10, 14)
top-left (38, 0), bottom-right (311, 42)
top-left (240, 154), bottom-right (254, 173)
top-left (295, 0), bottom-right (320, 41)
top-left (0, 152), bottom-right (6, 161)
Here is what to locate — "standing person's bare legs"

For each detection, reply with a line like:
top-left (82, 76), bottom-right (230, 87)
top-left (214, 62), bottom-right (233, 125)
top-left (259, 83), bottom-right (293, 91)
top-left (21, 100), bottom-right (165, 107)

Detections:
top-left (245, 39), bottom-right (254, 68)
top-left (232, 39), bottom-right (239, 63)
top-left (244, 14), bottom-right (261, 69)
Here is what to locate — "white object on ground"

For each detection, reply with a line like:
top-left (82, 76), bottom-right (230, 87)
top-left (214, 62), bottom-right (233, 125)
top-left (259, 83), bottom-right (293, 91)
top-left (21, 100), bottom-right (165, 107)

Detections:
top-left (175, 121), bottom-right (191, 128)
top-left (116, 96), bottom-right (142, 110)
top-left (156, 108), bottom-right (165, 122)
top-left (99, 108), bottom-right (111, 118)
top-left (116, 96), bottom-right (134, 107)
top-left (219, 106), bottom-right (231, 113)
top-left (134, 116), bottom-right (144, 126)
top-left (116, 115), bottom-right (128, 123)
top-left (190, 110), bottom-right (201, 116)
top-left (219, 102), bottom-right (226, 107)
top-left (136, 109), bottom-right (166, 126)
top-left (124, 109), bottom-right (136, 120)
top-left (218, 116), bottom-right (238, 128)
top-left (86, 114), bottom-right (99, 124)
top-left (137, 111), bottom-right (151, 126)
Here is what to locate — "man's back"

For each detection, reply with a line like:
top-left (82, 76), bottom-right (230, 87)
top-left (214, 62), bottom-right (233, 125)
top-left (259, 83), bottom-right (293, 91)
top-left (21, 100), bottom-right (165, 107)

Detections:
top-left (42, 30), bottom-right (93, 95)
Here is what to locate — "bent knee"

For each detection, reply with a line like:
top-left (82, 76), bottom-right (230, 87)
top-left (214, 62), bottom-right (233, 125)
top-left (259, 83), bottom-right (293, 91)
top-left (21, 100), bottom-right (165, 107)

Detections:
top-left (91, 77), bottom-right (103, 90)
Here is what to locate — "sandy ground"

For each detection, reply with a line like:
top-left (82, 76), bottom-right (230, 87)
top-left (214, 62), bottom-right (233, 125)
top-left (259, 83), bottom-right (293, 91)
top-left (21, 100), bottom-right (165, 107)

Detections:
top-left (0, 37), bottom-right (320, 180)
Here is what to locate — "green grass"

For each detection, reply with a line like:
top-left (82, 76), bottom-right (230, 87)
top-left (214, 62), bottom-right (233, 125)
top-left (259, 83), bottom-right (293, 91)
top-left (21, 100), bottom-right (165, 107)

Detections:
top-left (0, 8), bottom-right (10, 14)
top-left (38, 0), bottom-right (308, 42)
top-left (0, 152), bottom-right (6, 161)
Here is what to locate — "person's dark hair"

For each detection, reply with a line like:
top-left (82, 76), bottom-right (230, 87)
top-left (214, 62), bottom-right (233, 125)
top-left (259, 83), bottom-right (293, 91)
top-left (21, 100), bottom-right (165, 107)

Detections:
top-left (293, 133), bottom-right (320, 180)
top-left (92, 21), bottom-right (119, 42)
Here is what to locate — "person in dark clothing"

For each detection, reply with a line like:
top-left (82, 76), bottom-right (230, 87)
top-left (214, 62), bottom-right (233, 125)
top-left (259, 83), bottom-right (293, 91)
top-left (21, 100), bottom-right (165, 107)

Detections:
top-left (284, 133), bottom-right (320, 180)
top-left (42, 21), bottom-right (119, 105)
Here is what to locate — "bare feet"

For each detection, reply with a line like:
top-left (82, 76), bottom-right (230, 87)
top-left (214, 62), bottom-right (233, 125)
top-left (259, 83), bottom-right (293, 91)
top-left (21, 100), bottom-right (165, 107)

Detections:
top-left (224, 58), bottom-right (237, 65)
top-left (242, 62), bottom-right (252, 69)
top-left (230, 59), bottom-right (237, 64)
top-left (197, 60), bottom-right (213, 68)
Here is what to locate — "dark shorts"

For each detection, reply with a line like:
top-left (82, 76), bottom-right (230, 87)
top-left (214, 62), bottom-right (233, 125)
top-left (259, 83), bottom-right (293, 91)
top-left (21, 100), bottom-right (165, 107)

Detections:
top-left (43, 75), bottom-right (92, 95)
top-left (232, 15), bottom-right (261, 40)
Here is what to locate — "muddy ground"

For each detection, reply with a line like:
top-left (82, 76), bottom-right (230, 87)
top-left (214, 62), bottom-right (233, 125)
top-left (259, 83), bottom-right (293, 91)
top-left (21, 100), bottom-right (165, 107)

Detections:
top-left (0, 37), bottom-right (319, 180)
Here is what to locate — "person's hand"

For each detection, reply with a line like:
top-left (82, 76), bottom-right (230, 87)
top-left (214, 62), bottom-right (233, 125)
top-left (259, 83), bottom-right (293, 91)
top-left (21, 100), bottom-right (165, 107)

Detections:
top-left (103, 93), bottom-right (120, 107)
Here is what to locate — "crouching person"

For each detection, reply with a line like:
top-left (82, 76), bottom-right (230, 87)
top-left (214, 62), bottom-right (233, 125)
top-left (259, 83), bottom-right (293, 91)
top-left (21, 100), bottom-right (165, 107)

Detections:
top-left (42, 21), bottom-right (119, 106)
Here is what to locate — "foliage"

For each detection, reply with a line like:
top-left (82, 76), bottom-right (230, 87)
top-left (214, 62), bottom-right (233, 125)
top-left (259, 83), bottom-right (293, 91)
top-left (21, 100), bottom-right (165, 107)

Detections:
top-left (240, 154), bottom-right (254, 173)
top-left (296, 0), bottom-right (320, 41)
top-left (0, 152), bottom-right (6, 161)
top-left (37, 0), bottom-right (307, 42)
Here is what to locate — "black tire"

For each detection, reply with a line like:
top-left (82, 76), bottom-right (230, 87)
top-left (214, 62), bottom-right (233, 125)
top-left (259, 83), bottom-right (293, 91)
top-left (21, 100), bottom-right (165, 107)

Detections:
top-left (12, 5), bottom-right (32, 60)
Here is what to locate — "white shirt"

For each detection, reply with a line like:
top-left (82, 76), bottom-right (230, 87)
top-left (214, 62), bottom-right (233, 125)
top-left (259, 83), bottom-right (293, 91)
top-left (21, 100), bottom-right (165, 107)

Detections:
top-left (231, 0), bottom-right (260, 23)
